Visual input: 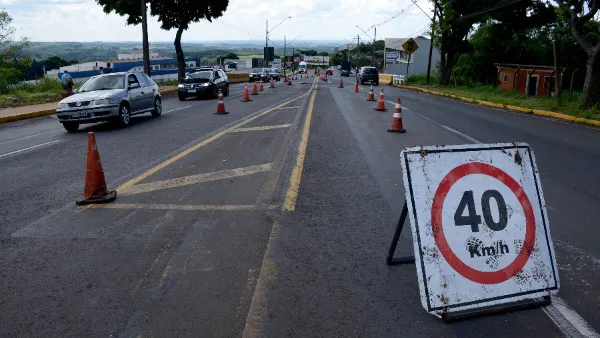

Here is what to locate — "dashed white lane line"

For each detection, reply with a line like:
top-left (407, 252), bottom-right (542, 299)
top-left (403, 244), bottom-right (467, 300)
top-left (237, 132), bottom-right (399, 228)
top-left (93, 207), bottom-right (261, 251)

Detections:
top-left (0, 139), bottom-right (64, 160)
top-left (440, 125), bottom-right (482, 144)
top-left (164, 105), bottom-right (192, 114)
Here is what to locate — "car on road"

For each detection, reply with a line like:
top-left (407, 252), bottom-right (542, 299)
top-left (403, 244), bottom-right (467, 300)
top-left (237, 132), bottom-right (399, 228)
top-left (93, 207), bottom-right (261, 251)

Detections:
top-left (55, 72), bottom-right (162, 132)
top-left (357, 66), bottom-right (379, 85)
top-left (178, 69), bottom-right (229, 101)
top-left (249, 68), bottom-right (268, 83)
top-left (340, 69), bottom-right (350, 77)
top-left (325, 69), bottom-right (333, 76)
top-left (267, 68), bottom-right (281, 81)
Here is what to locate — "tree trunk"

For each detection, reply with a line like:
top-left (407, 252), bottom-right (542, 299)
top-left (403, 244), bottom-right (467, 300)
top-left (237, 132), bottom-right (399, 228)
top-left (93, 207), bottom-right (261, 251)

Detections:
top-left (174, 27), bottom-right (186, 82)
top-left (439, 51), bottom-right (455, 85)
top-left (580, 49), bottom-right (600, 108)
top-left (140, 0), bottom-right (150, 76)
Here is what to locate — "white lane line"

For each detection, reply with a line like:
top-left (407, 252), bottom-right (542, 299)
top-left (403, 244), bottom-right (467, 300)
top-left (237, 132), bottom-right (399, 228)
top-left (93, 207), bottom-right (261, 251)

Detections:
top-left (164, 105), bottom-right (192, 114)
top-left (441, 125), bottom-right (482, 144)
top-left (543, 296), bottom-right (600, 338)
top-left (0, 128), bottom-right (63, 146)
top-left (230, 124), bottom-right (291, 133)
top-left (0, 139), bottom-right (64, 159)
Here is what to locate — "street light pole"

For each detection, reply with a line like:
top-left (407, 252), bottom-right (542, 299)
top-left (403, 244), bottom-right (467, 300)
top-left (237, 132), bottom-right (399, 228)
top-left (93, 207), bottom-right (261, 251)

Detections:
top-left (265, 19), bottom-right (268, 68)
top-left (140, 0), bottom-right (150, 76)
top-left (372, 27), bottom-right (376, 67)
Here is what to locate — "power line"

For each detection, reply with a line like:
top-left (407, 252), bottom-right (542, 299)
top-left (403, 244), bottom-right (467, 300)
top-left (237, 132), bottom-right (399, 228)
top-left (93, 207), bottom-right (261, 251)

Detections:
top-left (459, 0), bottom-right (524, 21)
top-left (215, 20), bottom-right (261, 38)
top-left (410, 0), bottom-right (432, 20)
top-left (370, 2), bottom-right (416, 28)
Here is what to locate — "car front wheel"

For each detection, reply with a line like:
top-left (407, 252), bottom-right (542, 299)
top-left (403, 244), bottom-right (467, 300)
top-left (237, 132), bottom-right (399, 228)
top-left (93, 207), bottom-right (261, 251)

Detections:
top-left (178, 93), bottom-right (186, 101)
top-left (62, 122), bottom-right (79, 133)
top-left (151, 96), bottom-right (162, 117)
top-left (118, 104), bottom-right (130, 128)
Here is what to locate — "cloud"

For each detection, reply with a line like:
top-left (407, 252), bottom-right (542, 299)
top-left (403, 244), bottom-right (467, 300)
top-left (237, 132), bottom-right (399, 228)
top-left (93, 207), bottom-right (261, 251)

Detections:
top-left (3, 0), bottom-right (434, 42)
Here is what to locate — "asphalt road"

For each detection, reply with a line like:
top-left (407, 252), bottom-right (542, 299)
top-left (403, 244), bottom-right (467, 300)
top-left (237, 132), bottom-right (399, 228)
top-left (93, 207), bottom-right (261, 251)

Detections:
top-left (1, 72), bottom-right (599, 337)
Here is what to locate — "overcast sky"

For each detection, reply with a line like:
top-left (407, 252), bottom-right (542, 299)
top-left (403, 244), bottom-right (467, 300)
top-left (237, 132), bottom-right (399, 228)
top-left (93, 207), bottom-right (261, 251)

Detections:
top-left (1, 0), bottom-right (434, 43)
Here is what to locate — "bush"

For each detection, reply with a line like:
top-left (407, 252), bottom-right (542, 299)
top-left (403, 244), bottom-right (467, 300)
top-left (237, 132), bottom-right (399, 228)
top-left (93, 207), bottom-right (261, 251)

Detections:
top-left (0, 68), bottom-right (22, 93)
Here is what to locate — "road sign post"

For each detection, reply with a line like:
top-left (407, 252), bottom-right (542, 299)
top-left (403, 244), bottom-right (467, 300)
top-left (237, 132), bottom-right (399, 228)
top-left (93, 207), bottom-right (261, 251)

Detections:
top-left (387, 143), bottom-right (559, 321)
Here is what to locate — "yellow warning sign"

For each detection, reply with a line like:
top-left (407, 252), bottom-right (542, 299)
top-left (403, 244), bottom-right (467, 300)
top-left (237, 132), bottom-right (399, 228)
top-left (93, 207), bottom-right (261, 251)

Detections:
top-left (402, 38), bottom-right (419, 56)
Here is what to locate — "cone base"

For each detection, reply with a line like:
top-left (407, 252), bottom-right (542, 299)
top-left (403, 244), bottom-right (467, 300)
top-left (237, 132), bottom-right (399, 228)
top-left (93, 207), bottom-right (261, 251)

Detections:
top-left (366, 98), bottom-right (376, 101)
top-left (215, 111), bottom-right (229, 115)
top-left (241, 99), bottom-right (253, 102)
top-left (76, 190), bottom-right (117, 205)
top-left (374, 108), bottom-right (388, 111)
top-left (387, 128), bottom-right (406, 133)
top-left (251, 93), bottom-right (259, 95)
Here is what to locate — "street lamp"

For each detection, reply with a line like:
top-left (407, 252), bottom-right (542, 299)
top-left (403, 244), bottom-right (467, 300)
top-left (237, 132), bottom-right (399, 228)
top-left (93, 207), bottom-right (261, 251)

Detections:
top-left (266, 16), bottom-right (292, 67)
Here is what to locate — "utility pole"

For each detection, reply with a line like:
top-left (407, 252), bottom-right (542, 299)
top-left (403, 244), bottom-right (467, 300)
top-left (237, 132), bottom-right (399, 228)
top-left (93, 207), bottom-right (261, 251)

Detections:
top-left (426, 2), bottom-right (437, 83)
top-left (265, 20), bottom-right (268, 68)
top-left (372, 27), bottom-right (376, 67)
top-left (140, 0), bottom-right (150, 76)
top-left (284, 35), bottom-right (286, 75)
top-left (355, 34), bottom-right (360, 70)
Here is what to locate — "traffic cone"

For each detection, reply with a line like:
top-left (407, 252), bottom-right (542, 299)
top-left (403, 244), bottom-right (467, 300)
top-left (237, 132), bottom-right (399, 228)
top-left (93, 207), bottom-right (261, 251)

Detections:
top-left (339, 79), bottom-right (344, 88)
top-left (379, 88), bottom-right (384, 100)
top-left (366, 86), bottom-right (375, 101)
top-left (387, 98), bottom-right (406, 133)
top-left (215, 89), bottom-right (228, 115)
top-left (241, 84), bottom-right (252, 102)
top-left (259, 80), bottom-right (264, 91)
top-left (354, 81), bottom-right (359, 93)
top-left (76, 132), bottom-right (117, 205)
top-left (270, 79), bottom-right (275, 88)
top-left (252, 82), bottom-right (259, 95)
top-left (374, 94), bottom-right (388, 112)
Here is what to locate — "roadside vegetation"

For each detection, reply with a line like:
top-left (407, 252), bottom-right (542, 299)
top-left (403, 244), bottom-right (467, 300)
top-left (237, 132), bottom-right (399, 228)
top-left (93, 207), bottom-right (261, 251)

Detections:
top-left (405, 73), bottom-right (599, 120)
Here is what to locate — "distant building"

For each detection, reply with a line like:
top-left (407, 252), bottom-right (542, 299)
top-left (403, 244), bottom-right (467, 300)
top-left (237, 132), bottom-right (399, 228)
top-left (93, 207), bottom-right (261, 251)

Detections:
top-left (384, 37), bottom-right (440, 77)
top-left (343, 44), bottom-right (355, 50)
top-left (117, 53), bottom-right (159, 60)
top-left (495, 63), bottom-right (565, 97)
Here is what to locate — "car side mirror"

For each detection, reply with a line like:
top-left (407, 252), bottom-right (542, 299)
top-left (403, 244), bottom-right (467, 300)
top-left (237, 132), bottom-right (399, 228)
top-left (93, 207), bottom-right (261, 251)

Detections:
top-left (129, 83), bottom-right (140, 89)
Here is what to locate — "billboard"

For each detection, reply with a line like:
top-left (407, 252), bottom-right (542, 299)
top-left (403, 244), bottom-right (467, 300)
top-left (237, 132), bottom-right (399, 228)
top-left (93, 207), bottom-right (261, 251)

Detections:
top-left (386, 51), bottom-right (399, 63)
top-left (264, 47), bottom-right (275, 62)
top-left (302, 56), bottom-right (330, 65)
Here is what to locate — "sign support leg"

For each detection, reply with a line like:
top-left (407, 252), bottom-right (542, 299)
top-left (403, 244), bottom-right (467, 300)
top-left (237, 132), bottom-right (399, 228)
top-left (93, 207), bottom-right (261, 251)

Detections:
top-left (386, 201), bottom-right (416, 265)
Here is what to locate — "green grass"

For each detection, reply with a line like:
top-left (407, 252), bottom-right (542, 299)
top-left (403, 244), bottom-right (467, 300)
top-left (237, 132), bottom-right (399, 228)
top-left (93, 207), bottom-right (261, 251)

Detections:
top-left (159, 80), bottom-right (179, 87)
top-left (404, 78), bottom-right (599, 121)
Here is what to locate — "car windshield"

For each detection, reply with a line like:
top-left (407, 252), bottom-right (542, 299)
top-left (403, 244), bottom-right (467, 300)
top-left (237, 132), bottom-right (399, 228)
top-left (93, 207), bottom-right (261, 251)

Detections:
top-left (363, 68), bottom-right (377, 74)
top-left (79, 74), bottom-right (125, 92)
top-left (185, 71), bottom-right (213, 83)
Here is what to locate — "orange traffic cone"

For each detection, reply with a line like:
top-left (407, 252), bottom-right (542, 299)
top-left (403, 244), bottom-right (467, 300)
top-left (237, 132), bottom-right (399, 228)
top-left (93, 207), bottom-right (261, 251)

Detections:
top-left (354, 81), bottom-right (359, 93)
top-left (379, 88), bottom-right (384, 100)
top-left (215, 89), bottom-right (228, 115)
top-left (76, 132), bottom-right (116, 205)
top-left (374, 94), bottom-right (388, 112)
top-left (339, 79), bottom-right (344, 88)
top-left (252, 82), bottom-right (259, 95)
top-left (366, 86), bottom-right (375, 101)
top-left (270, 79), bottom-right (275, 88)
top-left (387, 98), bottom-right (406, 133)
top-left (259, 80), bottom-right (264, 91)
top-left (241, 84), bottom-right (252, 102)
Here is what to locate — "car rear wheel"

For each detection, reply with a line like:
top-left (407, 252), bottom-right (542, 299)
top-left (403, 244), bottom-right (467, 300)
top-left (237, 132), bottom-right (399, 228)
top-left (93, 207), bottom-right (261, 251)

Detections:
top-left (212, 86), bottom-right (218, 99)
top-left (151, 96), bottom-right (162, 117)
top-left (118, 104), bottom-right (130, 128)
top-left (224, 85), bottom-right (230, 96)
top-left (63, 122), bottom-right (79, 133)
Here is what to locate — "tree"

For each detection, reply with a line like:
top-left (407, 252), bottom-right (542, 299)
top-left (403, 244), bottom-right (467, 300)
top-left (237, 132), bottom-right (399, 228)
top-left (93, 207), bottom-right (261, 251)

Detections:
top-left (318, 52), bottom-right (329, 56)
top-left (0, 11), bottom-right (29, 64)
top-left (150, 0), bottom-right (229, 81)
top-left (556, 0), bottom-right (600, 108)
top-left (95, 0), bottom-right (151, 75)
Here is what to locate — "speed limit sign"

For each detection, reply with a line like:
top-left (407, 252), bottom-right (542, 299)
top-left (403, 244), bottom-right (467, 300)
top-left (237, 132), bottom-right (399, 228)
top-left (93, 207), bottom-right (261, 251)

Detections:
top-left (400, 143), bottom-right (559, 318)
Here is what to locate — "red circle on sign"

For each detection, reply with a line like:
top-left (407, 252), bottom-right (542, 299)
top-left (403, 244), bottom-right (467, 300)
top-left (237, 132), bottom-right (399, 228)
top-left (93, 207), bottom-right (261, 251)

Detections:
top-left (431, 162), bottom-right (536, 285)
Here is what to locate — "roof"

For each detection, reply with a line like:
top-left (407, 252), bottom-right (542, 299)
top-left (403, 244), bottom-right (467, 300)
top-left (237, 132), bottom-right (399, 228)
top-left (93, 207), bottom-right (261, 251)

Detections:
top-left (494, 63), bottom-right (566, 72)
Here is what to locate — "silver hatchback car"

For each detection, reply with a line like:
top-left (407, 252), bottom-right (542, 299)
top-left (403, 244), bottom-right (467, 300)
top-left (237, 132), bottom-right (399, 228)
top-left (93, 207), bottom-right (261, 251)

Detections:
top-left (56, 72), bottom-right (162, 132)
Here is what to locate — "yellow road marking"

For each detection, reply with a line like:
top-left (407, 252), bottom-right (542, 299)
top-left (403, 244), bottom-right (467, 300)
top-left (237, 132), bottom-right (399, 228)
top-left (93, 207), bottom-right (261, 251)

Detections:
top-left (282, 82), bottom-right (318, 211)
top-left (229, 124), bottom-right (291, 133)
top-left (95, 203), bottom-right (280, 211)
top-left (120, 163), bottom-right (273, 196)
top-left (114, 91), bottom-right (312, 193)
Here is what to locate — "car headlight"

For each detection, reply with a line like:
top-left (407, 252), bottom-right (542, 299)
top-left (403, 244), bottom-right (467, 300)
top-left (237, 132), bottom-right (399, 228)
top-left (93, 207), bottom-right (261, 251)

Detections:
top-left (203, 83), bottom-right (210, 87)
top-left (178, 84), bottom-right (184, 88)
top-left (57, 103), bottom-right (68, 109)
top-left (93, 98), bottom-right (112, 106)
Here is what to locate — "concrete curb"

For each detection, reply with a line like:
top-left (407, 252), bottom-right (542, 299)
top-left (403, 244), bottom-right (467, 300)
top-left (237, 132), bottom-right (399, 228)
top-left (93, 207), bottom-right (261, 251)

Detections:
top-left (395, 84), bottom-right (600, 128)
top-left (0, 88), bottom-right (179, 125)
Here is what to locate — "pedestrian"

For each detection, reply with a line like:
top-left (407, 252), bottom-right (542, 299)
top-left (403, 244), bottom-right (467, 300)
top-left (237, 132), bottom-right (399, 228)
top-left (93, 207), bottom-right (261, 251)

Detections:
top-left (60, 70), bottom-right (73, 94)
top-left (98, 67), bottom-right (104, 75)
top-left (103, 63), bottom-right (113, 74)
